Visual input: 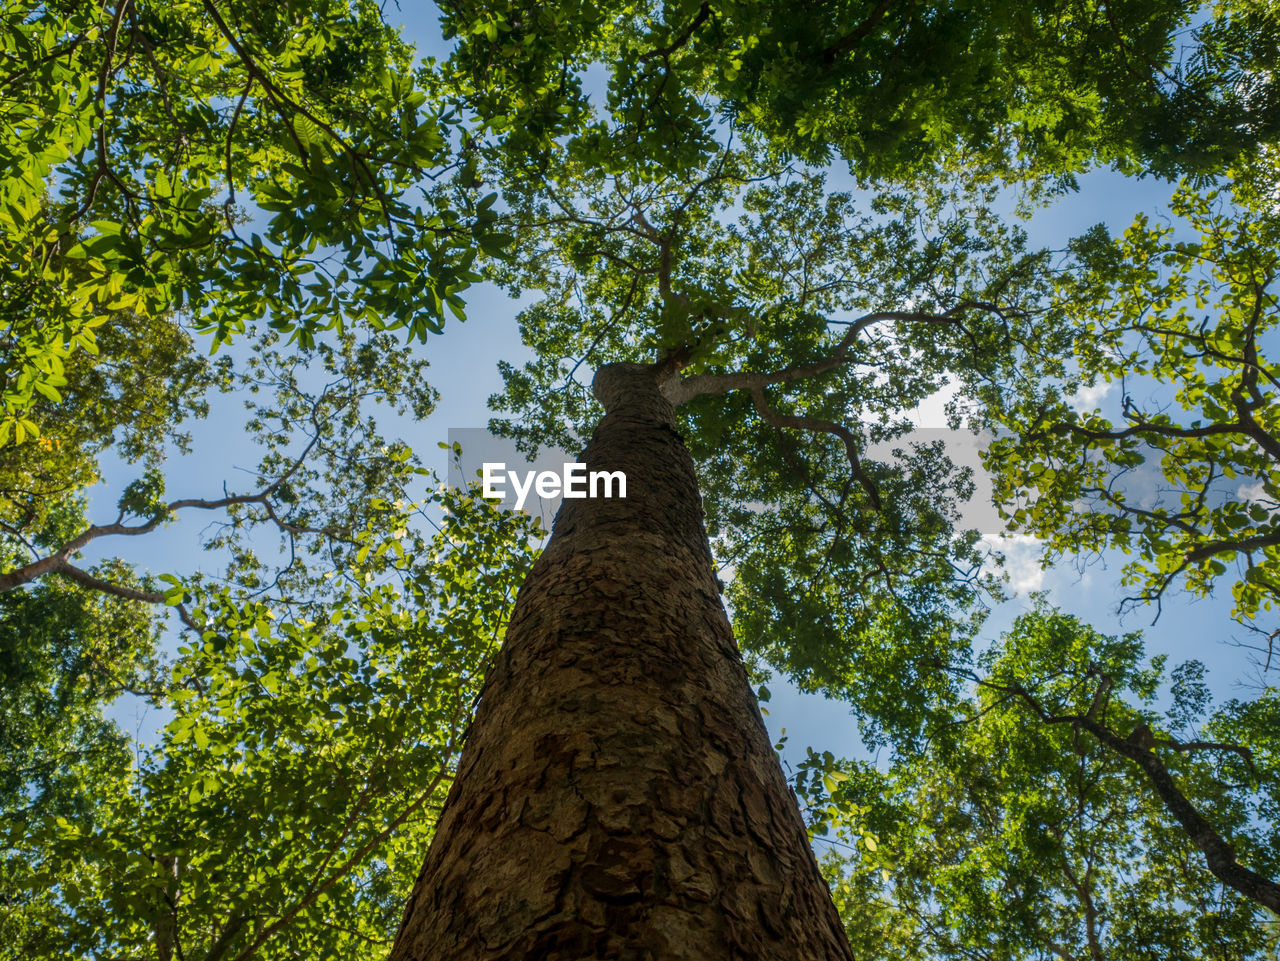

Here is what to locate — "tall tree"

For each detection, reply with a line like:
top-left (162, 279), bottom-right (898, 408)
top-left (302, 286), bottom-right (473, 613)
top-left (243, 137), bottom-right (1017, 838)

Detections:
top-left (11, 0), bottom-right (1280, 953)
top-left (386, 1), bottom-right (1280, 955)
top-left (390, 154), bottom-right (1054, 961)
top-left (393, 362), bottom-right (854, 958)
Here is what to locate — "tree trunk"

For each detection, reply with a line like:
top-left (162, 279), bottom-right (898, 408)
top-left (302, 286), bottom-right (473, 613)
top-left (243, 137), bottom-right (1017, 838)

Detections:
top-left (389, 362), bottom-right (854, 960)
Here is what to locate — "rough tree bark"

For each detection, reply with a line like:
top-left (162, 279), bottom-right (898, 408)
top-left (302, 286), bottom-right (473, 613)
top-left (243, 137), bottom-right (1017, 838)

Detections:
top-left (389, 362), bottom-right (854, 959)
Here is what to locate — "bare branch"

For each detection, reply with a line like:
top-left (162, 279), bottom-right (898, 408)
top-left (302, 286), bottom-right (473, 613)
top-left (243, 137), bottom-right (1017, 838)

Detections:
top-left (0, 423), bottom-right (324, 595)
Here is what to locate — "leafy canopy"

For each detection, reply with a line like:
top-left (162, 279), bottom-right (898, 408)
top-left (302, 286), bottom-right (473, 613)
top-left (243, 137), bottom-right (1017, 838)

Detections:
top-left (440, 0), bottom-right (1280, 183)
top-left (2, 274), bottom-right (542, 957)
top-left (7, 0), bottom-right (1280, 953)
top-left (797, 606), bottom-right (1279, 960)
top-left (0, 0), bottom-right (505, 440)
top-left (2, 488), bottom-right (538, 961)
top-left (982, 158), bottom-right (1280, 628)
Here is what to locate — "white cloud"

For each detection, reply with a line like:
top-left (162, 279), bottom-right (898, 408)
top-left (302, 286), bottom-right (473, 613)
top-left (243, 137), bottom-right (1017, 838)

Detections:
top-left (1067, 381), bottom-right (1115, 414)
top-left (1237, 480), bottom-right (1272, 504)
top-left (980, 534), bottom-right (1046, 594)
top-left (908, 378), bottom-right (959, 428)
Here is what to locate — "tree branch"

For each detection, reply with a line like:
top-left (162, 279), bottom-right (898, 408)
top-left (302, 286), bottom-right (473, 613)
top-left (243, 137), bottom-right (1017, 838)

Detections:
top-left (637, 3), bottom-right (713, 64)
top-left (662, 304), bottom-right (988, 405)
top-left (748, 385), bottom-right (883, 510)
top-left (199, 0), bottom-right (394, 231)
top-left (821, 0), bottom-right (901, 61)
top-left (56, 561), bottom-right (204, 633)
top-left (0, 427), bottom-right (323, 595)
top-left (971, 672), bottom-right (1280, 914)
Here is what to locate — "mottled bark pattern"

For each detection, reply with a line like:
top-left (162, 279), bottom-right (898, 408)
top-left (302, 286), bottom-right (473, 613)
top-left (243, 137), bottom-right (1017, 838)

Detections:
top-left (390, 363), bottom-right (854, 960)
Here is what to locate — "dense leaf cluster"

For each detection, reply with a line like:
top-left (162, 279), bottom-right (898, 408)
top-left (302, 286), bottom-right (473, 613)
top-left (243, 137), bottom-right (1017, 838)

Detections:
top-left (798, 607), bottom-right (1279, 959)
top-left (1, 0), bottom-right (503, 438)
top-left (983, 161), bottom-right (1280, 627)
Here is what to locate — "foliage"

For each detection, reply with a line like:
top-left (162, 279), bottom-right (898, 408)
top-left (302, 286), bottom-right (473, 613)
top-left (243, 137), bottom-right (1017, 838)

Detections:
top-left (706, 0), bottom-right (1280, 180)
top-left (1, 488), bottom-right (538, 960)
top-left (0, 287), bottom-right (546, 956)
top-left (1, 309), bottom-right (223, 556)
top-left (0, 318), bottom-right (443, 602)
top-left (0, 562), bottom-right (160, 826)
top-left (797, 606), bottom-right (1278, 960)
top-left (451, 0), bottom-right (1280, 743)
top-left (438, 0), bottom-right (1280, 184)
top-left (0, 0), bottom-right (504, 440)
top-left (982, 158), bottom-right (1280, 628)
